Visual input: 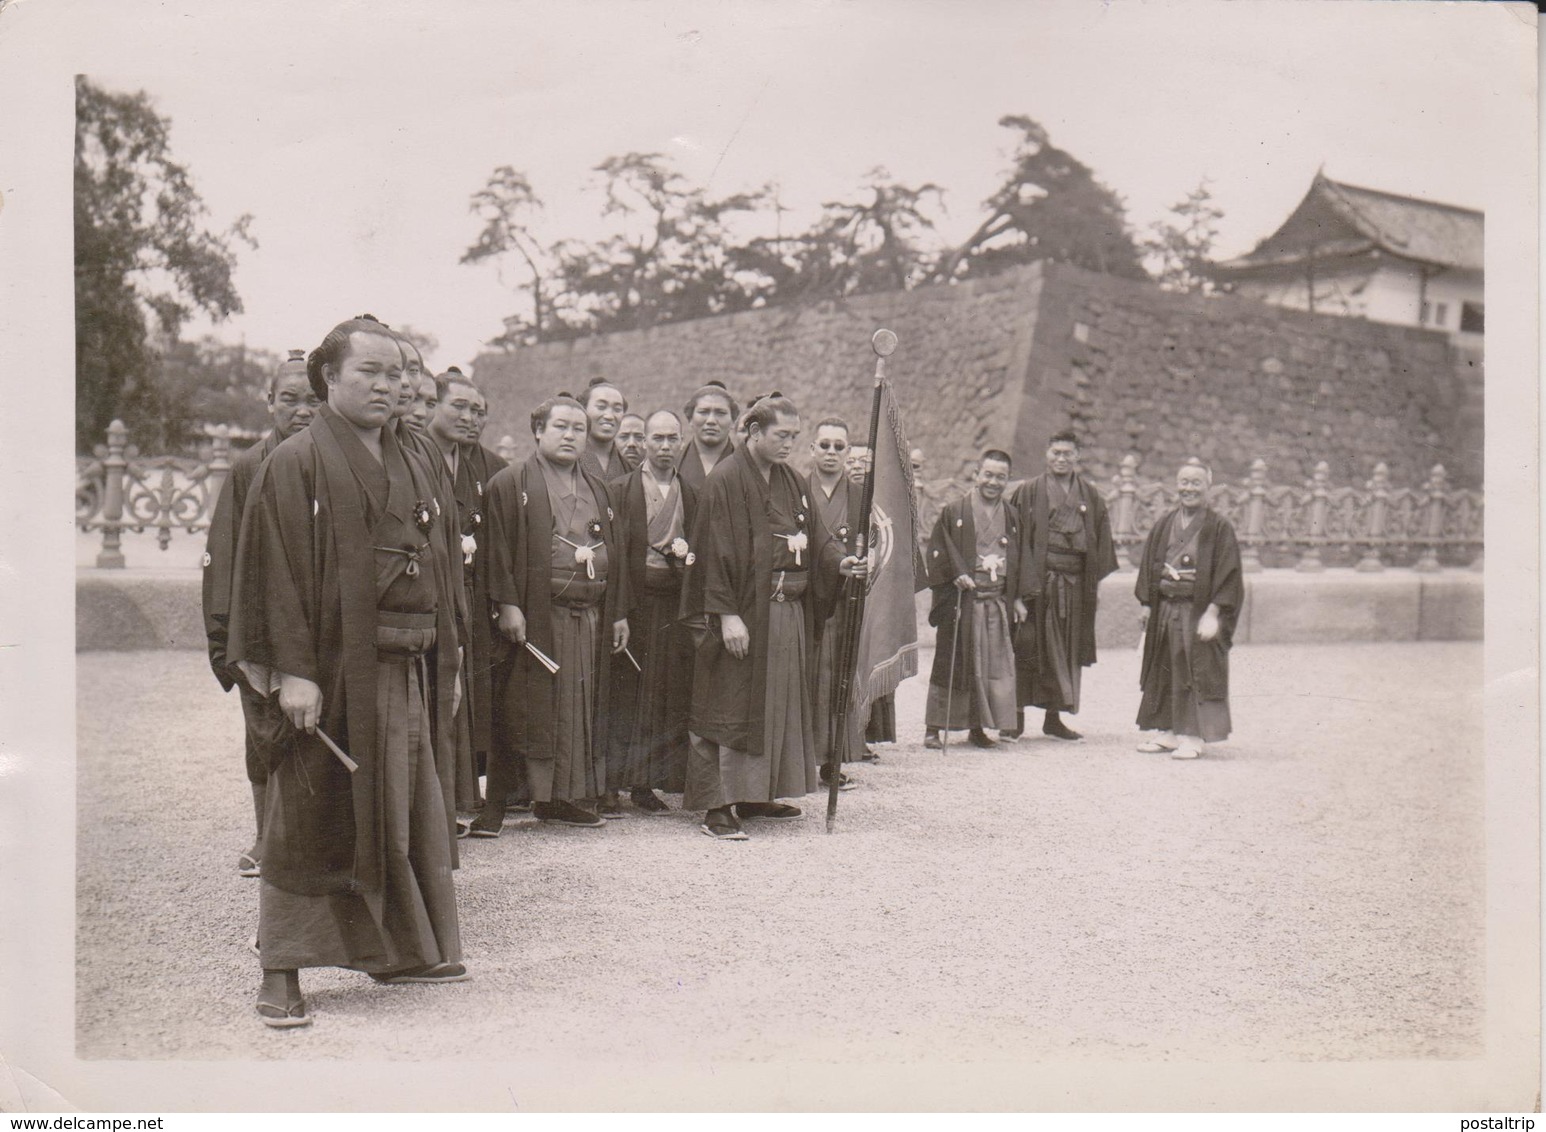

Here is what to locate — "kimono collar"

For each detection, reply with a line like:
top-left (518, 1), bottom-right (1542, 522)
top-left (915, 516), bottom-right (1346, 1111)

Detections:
top-left (696, 438), bottom-right (732, 473)
top-left (971, 488), bottom-right (1004, 525)
top-left (318, 404), bottom-right (391, 515)
top-left (536, 452), bottom-right (582, 501)
top-left (644, 463), bottom-right (677, 492)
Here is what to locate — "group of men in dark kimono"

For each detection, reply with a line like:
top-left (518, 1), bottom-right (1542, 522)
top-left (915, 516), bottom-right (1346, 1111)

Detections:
top-left (922, 433), bottom-right (1243, 765)
top-left (202, 330), bottom-right (884, 1028)
top-left (201, 318), bottom-right (1243, 1031)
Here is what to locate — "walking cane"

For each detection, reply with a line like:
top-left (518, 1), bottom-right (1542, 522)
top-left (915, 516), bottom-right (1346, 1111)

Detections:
top-left (940, 591), bottom-right (963, 757)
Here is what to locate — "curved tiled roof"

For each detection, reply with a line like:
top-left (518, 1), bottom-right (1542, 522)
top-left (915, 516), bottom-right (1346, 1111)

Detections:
top-left (1213, 173), bottom-right (1482, 274)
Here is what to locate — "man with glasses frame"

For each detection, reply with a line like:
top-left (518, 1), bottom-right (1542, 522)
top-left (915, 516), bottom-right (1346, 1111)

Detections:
top-left (808, 418), bottom-right (869, 783)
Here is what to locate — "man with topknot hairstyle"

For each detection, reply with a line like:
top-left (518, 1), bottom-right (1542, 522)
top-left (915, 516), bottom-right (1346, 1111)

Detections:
top-left (228, 315), bottom-right (468, 1029)
top-left (202, 349), bottom-right (319, 879)
top-left (471, 393), bottom-right (631, 835)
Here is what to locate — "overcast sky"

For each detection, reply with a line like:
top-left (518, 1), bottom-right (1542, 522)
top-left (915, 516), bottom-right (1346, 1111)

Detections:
top-left (57, 0), bottom-right (1534, 368)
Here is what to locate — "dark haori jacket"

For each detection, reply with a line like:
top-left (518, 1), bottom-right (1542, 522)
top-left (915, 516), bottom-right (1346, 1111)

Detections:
top-left (451, 442), bottom-right (509, 754)
top-left (1013, 473), bottom-right (1119, 667)
top-left (616, 466), bottom-right (700, 612)
top-left (483, 453), bottom-right (627, 758)
top-left (811, 476), bottom-right (860, 641)
top-left (679, 449), bottom-right (846, 755)
top-left (397, 422), bottom-right (469, 623)
top-left (579, 444), bottom-right (631, 485)
top-left (226, 405), bottom-right (463, 897)
top-left (202, 428), bottom-right (282, 691)
top-left (924, 492), bottom-right (1023, 698)
top-left (675, 437), bottom-right (735, 495)
top-left (1135, 507), bottom-right (1244, 702)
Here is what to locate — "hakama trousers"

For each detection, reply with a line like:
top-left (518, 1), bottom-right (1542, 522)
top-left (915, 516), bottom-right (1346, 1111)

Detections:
top-left (1024, 569), bottom-right (1083, 713)
top-left (615, 586), bottom-right (691, 792)
top-left (451, 678), bottom-right (481, 813)
top-left (258, 639), bottom-right (461, 973)
top-left (525, 603), bottom-right (603, 803)
top-left (926, 592), bottom-right (1016, 731)
top-left (717, 599), bottom-right (819, 804)
top-left (1136, 598), bottom-right (1231, 742)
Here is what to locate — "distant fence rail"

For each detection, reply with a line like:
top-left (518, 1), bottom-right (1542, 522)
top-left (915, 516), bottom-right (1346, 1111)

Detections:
top-left (77, 420), bottom-right (233, 569)
top-left (918, 454), bottom-right (1482, 573)
top-left (80, 420), bottom-right (1482, 573)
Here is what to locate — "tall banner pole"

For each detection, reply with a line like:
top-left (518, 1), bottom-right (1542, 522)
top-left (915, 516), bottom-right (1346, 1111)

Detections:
top-left (825, 328), bottom-right (897, 833)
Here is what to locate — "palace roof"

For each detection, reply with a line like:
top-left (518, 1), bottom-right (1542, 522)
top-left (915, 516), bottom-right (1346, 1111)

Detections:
top-left (1211, 173), bottom-right (1483, 276)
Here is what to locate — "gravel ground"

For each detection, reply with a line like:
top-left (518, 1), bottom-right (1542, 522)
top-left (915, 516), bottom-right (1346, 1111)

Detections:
top-left (76, 641), bottom-right (1483, 1067)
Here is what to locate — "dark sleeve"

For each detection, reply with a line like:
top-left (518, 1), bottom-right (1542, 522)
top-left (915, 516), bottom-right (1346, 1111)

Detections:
top-left (1090, 488), bottom-right (1119, 583)
top-left (1014, 489), bottom-right (1040, 603)
top-left (484, 466), bottom-right (525, 609)
top-left (807, 479), bottom-right (847, 627)
top-left (1134, 520), bottom-right (1162, 607)
top-left (227, 446), bottom-right (321, 685)
top-left (201, 471), bottom-right (241, 690)
top-left (924, 501), bottom-right (968, 587)
top-left (441, 483), bottom-right (469, 630)
top-left (1208, 518), bottom-right (1244, 619)
top-left (698, 474), bottom-right (740, 618)
top-left (603, 477), bottom-right (630, 622)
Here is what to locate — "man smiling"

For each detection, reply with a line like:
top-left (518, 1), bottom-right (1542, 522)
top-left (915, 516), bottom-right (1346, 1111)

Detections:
top-left (578, 378), bottom-right (628, 481)
top-left (1134, 459), bottom-right (1243, 761)
top-left (923, 449), bottom-right (1026, 749)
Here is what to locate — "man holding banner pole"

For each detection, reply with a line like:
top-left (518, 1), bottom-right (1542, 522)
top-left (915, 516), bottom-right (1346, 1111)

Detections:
top-left (822, 329), bottom-right (924, 830)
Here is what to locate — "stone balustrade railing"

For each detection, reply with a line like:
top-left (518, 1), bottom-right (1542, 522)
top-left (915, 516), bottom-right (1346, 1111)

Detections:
top-left (77, 420), bottom-right (233, 569)
top-left (78, 420), bottom-right (1483, 573)
top-left (1098, 455), bottom-right (1482, 573)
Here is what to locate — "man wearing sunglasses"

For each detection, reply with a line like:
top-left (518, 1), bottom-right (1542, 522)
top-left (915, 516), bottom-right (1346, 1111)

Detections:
top-left (809, 419), bottom-right (870, 782)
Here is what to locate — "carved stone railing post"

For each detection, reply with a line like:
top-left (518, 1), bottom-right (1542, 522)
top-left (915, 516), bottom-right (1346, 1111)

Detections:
top-left (1356, 462), bottom-right (1389, 572)
top-left (95, 419), bottom-right (129, 569)
top-left (206, 427), bottom-right (232, 512)
top-left (1111, 453), bottom-right (1139, 571)
top-left (497, 434), bottom-right (518, 464)
top-left (1240, 458), bottom-right (1267, 573)
top-left (1295, 461), bottom-right (1330, 572)
top-left (1414, 464), bottom-right (1447, 573)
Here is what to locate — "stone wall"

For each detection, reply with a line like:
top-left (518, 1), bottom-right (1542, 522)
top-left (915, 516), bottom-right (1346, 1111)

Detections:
top-left (470, 261), bottom-right (1478, 490)
top-left (1019, 262), bottom-right (1477, 488)
top-left (473, 268), bottom-right (1044, 481)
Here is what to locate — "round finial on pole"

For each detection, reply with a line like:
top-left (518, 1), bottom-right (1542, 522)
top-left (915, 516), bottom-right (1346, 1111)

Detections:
top-left (871, 328), bottom-right (898, 358)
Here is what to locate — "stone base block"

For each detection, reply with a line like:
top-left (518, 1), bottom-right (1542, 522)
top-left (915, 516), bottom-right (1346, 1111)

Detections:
top-left (79, 566), bottom-right (1484, 653)
top-left (1091, 568), bottom-right (1481, 649)
top-left (77, 571), bottom-right (210, 652)
top-left (1418, 572), bottom-right (1485, 640)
